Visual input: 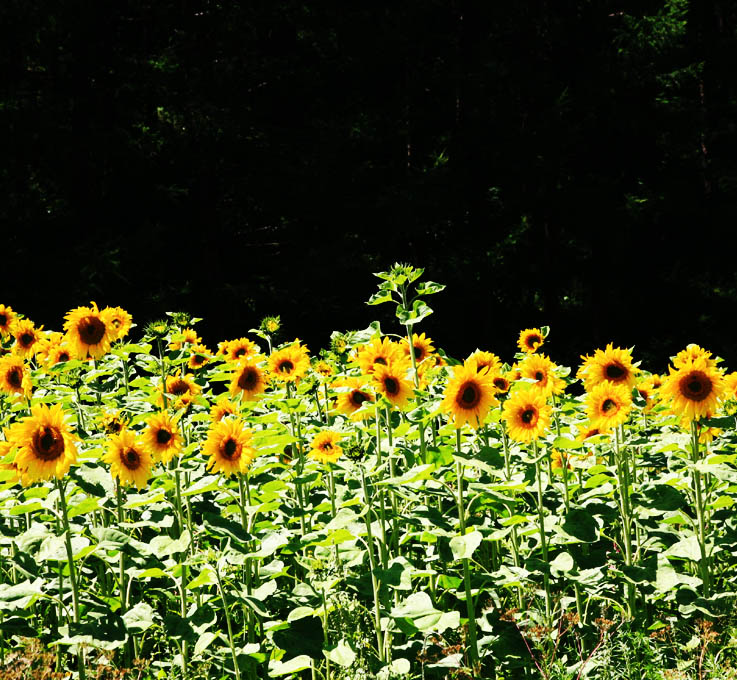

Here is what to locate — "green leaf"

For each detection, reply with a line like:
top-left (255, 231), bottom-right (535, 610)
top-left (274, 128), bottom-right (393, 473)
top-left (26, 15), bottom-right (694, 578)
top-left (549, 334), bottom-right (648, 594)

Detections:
top-left (396, 300), bottom-right (433, 327)
top-left (366, 291), bottom-right (394, 306)
top-left (550, 552), bottom-right (575, 576)
top-left (193, 631), bottom-right (221, 657)
top-left (665, 536), bottom-right (702, 562)
top-left (324, 639), bottom-right (356, 667)
top-left (268, 655), bottom-right (313, 677)
top-left (150, 530), bottom-right (191, 558)
top-left (122, 602), bottom-right (156, 632)
top-left (415, 281), bottom-right (446, 296)
top-left (450, 531), bottom-right (483, 561)
top-left (560, 509), bottom-right (598, 543)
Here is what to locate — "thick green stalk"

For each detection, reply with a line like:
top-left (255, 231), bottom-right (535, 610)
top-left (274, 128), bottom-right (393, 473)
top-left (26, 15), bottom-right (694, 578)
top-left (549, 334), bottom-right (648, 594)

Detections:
top-left (691, 421), bottom-right (710, 596)
top-left (214, 560), bottom-right (242, 680)
top-left (360, 467), bottom-right (385, 663)
top-left (533, 442), bottom-right (552, 622)
top-left (614, 427), bottom-right (636, 616)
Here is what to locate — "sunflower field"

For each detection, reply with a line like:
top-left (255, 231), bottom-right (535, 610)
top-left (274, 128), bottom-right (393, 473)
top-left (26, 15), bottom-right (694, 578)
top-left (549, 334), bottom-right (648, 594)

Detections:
top-left (2, 265), bottom-right (737, 680)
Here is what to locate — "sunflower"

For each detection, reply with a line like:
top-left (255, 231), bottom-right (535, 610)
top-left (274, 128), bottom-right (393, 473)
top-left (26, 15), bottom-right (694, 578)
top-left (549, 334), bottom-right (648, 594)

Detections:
top-left (517, 328), bottom-right (544, 354)
top-left (466, 350), bottom-right (503, 376)
top-left (402, 333), bottom-right (435, 364)
top-left (661, 356), bottom-right (725, 423)
top-left (673, 344), bottom-right (718, 370)
top-left (724, 372), bottom-right (737, 402)
top-left (550, 449), bottom-right (571, 471)
top-left (203, 419), bottom-right (255, 476)
top-left (7, 403), bottom-right (77, 482)
top-left (268, 341), bottom-right (310, 383)
top-left (502, 390), bottom-right (551, 443)
top-left (64, 302), bottom-right (115, 360)
top-left (230, 357), bottom-right (270, 400)
top-left (0, 305), bottom-right (16, 337)
top-left (170, 328), bottom-right (202, 351)
top-left (104, 306), bottom-right (133, 341)
top-left (103, 429), bottom-right (152, 489)
top-left (12, 319), bottom-right (42, 358)
top-left (586, 381), bottom-right (632, 432)
top-left (142, 412), bottom-right (183, 464)
top-left (309, 431), bottom-right (343, 464)
top-left (0, 439), bottom-right (32, 487)
top-left (163, 372), bottom-right (201, 407)
top-left (440, 363), bottom-right (498, 429)
top-left (372, 361), bottom-right (413, 409)
top-left (518, 354), bottom-right (565, 397)
top-left (43, 338), bottom-right (73, 367)
top-left (223, 337), bottom-right (260, 362)
top-left (491, 373), bottom-right (512, 395)
top-left (577, 344), bottom-right (639, 391)
top-left (312, 359), bottom-right (334, 380)
top-left (210, 396), bottom-right (239, 422)
top-left (577, 423), bottom-right (604, 442)
top-left (0, 354), bottom-right (31, 397)
top-left (99, 409), bottom-right (129, 435)
top-left (188, 343), bottom-right (213, 370)
top-left (636, 374), bottom-right (662, 413)
top-left (353, 337), bottom-right (404, 375)
top-left (260, 316), bottom-right (281, 334)
top-left (334, 377), bottom-right (374, 420)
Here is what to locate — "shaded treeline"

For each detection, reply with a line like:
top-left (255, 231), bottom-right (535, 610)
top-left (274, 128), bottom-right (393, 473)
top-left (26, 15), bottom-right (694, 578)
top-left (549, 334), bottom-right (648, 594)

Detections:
top-left (2, 1), bottom-right (736, 370)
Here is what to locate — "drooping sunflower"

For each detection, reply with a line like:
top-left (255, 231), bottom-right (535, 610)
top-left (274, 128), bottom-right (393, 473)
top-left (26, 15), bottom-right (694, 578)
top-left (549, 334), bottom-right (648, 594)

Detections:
top-left (517, 328), bottom-right (545, 354)
top-left (142, 412), bottom-right (183, 464)
top-left (104, 306), bottom-right (133, 341)
top-left (440, 363), bottom-right (498, 429)
top-left (372, 360), bottom-right (413, 410)
top-left (353, 337), bottom-right (404, 375)
top-left (402, 333), bottom-right (435, 365)
top-left (0, 305), bottom-right (16, 337)
top-left (203, 419), bottom-right (255, 476)
top-left (170, 327), bottom-right (202, 351)
top-left (309, 431), bottom-right (343, 464)
top-left (268, 341), bottom-right (310, 383)
top-left (466, 350), bottom-right (503, 376)
top-left (12, 319), bottom-right (42, 358)
top-left (230, 357), bottom-right (270, 400)
top-left (0, 354), bottom-right (31, 397)
top-left (103, 429), bottom-right (152, 489)
top-left (210, 396), bottom-right (239, 422)
top-left (586, 381), bottom-right (633, 432)
top-left (333, 377), bottom-right (374, 420)
top-left (577, 344), bottom-right (639, 391)
top-left (661, 355), bottom-right (725, 423)
top-left (224, 337), bottom-right (261, 362)
top-left (518, 354), bottom-right (565, 397)
top-left (63, 302), bottom-right (115, 360)
top-left (502, 390), bottom-right (551, 443)
top-left (163, 372), bottom-right (201, 407)
top-left (188, 343), bottom-right (213, 370)
top-left (7, 403), bottom-right (78, 482)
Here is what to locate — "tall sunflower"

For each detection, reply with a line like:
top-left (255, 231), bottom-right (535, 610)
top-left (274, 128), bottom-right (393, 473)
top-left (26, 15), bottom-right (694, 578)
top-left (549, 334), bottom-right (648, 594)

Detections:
top-left (0, 305), bottom-right (17, 337)
top-left (203, 419), bottom-right (255, 476)
top-left (577, 344), bottom-right (639, 391)
top-left (268, 341), bottom-right (310, 383)
top-left (0, 354), bottom-right (31, 397)
top-left (353, 337), bottom-right (403, 375)
top-left (7, 403), bottom-right (78, 482)
top-left (170, 328), bottom-right (202, 351)
top-left (163, 372), bottom-right (201, 408)
top-left (466, 350), bottom-right (503, 376)
top-left (103, 429), bottom-right (152, 489)
top-left (402, 333), bottom-right (435, 364)
top-left (64, 302), bottom-right (115, 360)
top-left (502, 390), bottom-right (551, 443)
top-left (104, 306), bottom-right (133, 341)
top-left (672, 344), bottom-right (718, 370)
top-left (142, 412), bottom-right (183, 464)
top-left (12, 319), bottom-right (42, 358)
top-left (223, 337), bottom-right (260, 362)
top-left (188, 343), bottom-right (213, 370)
top-left (440, 363), bottom-right (498, 429)
top-left (309, 431), bottom-right (343, 464)
top-left (210, 396), bottom-right (239, 423)
top-left (518, 354), bottom-right (565, 397)
top-left (517, 328), bottom-right (544, 354)
top-left (230, 357), bottom-right (270, 400)
top-left (661, 355), bottom-right (725, 423)
top-left (333, 377), bottom-right (374, 420)
top-left (586, 382), bottom-right (632, 432)
top-left (372, 360), bottom-right (413, 410)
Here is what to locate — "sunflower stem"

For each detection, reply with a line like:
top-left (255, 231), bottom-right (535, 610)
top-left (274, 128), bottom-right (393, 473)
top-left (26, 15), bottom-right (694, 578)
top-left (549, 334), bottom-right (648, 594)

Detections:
top-left (238, 473), bottom-right (258, 654)
top-left (614, 426), bottom-right (636, 617)
top-left (401, 287), bottom-right (427, 462)
top-left (691, 420), bottom-right (711, 597)
top-left (533, 441), bottom-right (552, 623)
top-left (385, 407), bottom-right (400, 557)
top-left (360, 466), bottom-right (385, 664)
top-left (214, 559), bottom-right (242, 680)
top-left (500, 425), bottom-right (523, 609)
top-left (286, 383), bottom-right (307, 537)
top-left (156, 338), bottom-right (168, 409)
top-left (455, 430), bottom-right (480, 671)
top-left (374, 404), bottom-right (389, 569)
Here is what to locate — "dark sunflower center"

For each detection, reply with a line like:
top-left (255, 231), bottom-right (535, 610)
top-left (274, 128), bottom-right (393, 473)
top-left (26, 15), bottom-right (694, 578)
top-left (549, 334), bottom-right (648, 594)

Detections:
top-left (235, 348), bottom-right (246, 357)
top-left (79, 316), bottom-right (106, 345)
top-left (384, 377), bottom-right (399, 395)
top-left (602, 398), bottom-right (616, 413)
top-left (605, 363), bottom-right (626, 380)
top-left (535, 371), bottom-right (544, 381)
top-left (58, 352), bottom-right (70, 362)
top-left (122, 448), bottom-right (141, 470)
top-left (32, 425), bottom-right (64, 461)
top-left (351, 391), bottom-right (368, 406)
top-left (457, 381), bottom-right (481, 409)
top-left (20, 332), bottom-right (34, 347)
top-left (323, 442), bottom-right (333, 451)
top-left (521, 408), bottom-right (535, 424)
top-left (170, 380), bottom-right (189, 395)
top-left (156, 429), bottom-right (172, 444)
top-left (0, 314), bottom-right (6, 325)
top-left (680, 371), bottom-right (711, 401)
top-left (278, 360), bottom-right (294, 374)
top-left (414, 346), bottom-right (425, 361)
top-left (526, 335), bottom-right (541, 348)
top-left (238, 367), bottom-right (259, 390)
top-left (374, 357), bottom-right (387, 366)
top-left (493, 377), bottom-right (508, 391)
top-left (222, 438), bottom-right (238, 459)
top-left (192, 354), bottom-right (205, 365)
top-left (8, 367), bottom-right (22, 388)
top-left (110, 421), bottom-right (122, 433)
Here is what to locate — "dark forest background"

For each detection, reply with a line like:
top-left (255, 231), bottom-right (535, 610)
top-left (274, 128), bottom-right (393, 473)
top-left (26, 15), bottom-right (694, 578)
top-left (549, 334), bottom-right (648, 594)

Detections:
top-left (3, 1), bottom-right (737, 371)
